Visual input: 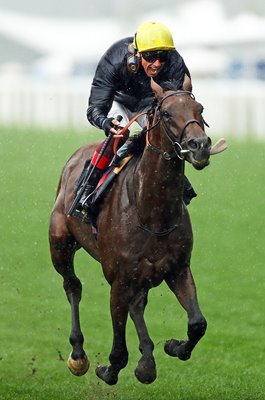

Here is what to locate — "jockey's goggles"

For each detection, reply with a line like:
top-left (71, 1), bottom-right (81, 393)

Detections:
top-left (141, 50), bottom-right (169, 63)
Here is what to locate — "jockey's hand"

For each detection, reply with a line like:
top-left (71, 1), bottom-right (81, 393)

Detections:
top-left (102, 115), bottom-right (123, 137)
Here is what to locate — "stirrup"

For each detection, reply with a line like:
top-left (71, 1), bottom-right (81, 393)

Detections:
top-left (81, 192), bottom-right (95, 212)
top-left (112, 143), bottom-right (129, 167)
top-left (75, 188), bottom-right (94, 211)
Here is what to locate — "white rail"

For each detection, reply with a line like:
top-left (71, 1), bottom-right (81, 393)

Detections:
top-left (195, 79), bottom-right (265, 140)
top-left (0, 77), bottom-right (264, 139)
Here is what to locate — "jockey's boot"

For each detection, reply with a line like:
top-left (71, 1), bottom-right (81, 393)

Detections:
top-left (183, 176), bottom-right (197, 205)
top-left (112, 130), bottom-right (147, 166)
top-left (75, 167), bottom-right (104, 213)
top-left (111, 143), bottom-right (130, 167)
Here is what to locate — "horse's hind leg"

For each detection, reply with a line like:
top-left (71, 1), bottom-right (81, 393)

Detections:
top-left (96, 281), bottom-right (129, 385)
top-left (164, 265), bottom-right (207, 361)
top-left (49, 211), bottom-right (89, 376)
top-left (129, 289), bottom-right (156, 384)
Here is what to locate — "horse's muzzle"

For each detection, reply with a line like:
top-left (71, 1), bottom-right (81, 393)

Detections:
top-left (185, 136), bottom-right (212, 170)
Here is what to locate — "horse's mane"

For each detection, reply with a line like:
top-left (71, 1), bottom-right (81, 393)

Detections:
top-left (127, 128), bottom-right (147, 156)
top-left (159, 79), bottom-right (183, 92)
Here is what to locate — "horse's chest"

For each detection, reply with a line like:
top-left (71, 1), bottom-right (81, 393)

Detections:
top-left (136, 252), bottom-right (181, 287)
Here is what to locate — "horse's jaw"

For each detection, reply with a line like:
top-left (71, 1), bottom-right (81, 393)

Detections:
top-left (191, 157), bottom-right (210, 170)
top-left (185, 150), bottom-right (210, 170)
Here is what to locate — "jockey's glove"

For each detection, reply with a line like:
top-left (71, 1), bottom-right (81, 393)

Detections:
top-left (102, 118), bottom-right (115, 136)
top-left (102, 115), bottom-right (123, 137)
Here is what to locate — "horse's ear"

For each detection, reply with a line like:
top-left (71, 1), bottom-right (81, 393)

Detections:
top-left (183, 73), bottom-right (192, 92)
top-left (151, 78), bottom-right (164, 100)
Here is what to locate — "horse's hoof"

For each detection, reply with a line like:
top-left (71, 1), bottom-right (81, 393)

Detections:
top-left (95, 365), bottom-right (118, 385)
top-left (135, 357), bottom-right (157, 384)
top-left (67, 354), bottom-right (90, 376)
top-left (164, 339), bottom-right (191, 361)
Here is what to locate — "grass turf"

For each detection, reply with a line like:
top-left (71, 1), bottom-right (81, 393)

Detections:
top-left (0, 126), bottom-right (265, 399)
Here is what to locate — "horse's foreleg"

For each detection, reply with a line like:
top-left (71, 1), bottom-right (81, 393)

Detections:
top-left (164, 266), bottom-right (207, 361)
top-left (96, 281), bottom-right (129, 385)
top-left (49, 217), bottom-right (89, 376)
top-left (129, 290), bottom-right (156, 384)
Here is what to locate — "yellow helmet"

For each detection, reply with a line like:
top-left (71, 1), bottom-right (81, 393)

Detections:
top-left (133, 21), bottom-right (175, 52)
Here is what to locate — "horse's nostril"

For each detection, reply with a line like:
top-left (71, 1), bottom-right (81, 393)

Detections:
top-left (187, 140), bottom-right (199, 151)
top-left (188, 137), bottom-right (211, 151)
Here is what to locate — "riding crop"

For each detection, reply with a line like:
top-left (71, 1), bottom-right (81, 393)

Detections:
top-left (68, 116), bottom-right (123, 216)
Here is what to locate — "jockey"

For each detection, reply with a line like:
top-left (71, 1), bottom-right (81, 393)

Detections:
top-left (72, 21), bottom-right (197, 214)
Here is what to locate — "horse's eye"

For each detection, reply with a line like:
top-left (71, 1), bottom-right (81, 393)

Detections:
top-left (162, 110), bottom-right (171, 120)
top-left (198, 105), bottom-right (204, 114)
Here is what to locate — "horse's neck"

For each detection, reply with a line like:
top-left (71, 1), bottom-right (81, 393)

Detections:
top-left (134, 143), bottom-right (185, 231)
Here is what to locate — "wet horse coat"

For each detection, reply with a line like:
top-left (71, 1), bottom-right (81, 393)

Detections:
top-left (49, 79), bottom-right (212, 384)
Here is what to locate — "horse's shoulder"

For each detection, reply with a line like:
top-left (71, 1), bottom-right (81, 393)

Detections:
top-left (118, 155), bottom-right (139, 183)
top-left (104, 155), bottom-right (139, 206)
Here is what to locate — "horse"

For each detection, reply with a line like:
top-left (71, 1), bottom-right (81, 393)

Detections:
top-left (49, 78), bottom-right (212, 385)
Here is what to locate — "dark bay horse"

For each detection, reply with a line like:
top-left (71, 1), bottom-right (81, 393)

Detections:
top-left (49, 79), bottom-right (212, 385)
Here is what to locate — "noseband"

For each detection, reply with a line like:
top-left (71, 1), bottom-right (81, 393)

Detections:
top-left (146, 91), bottom-right (204, 160)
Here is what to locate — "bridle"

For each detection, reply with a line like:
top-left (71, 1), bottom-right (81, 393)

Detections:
top-left (146, 91), bottom-right (206, 161)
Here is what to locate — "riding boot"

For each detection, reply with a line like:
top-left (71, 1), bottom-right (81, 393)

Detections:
top-left (111, 143), bottom-right (130, 167)
top-left (183, 176), bottom-right (197, 205)
top-left (112, 130), bottom-right (147, 167)
top-left (76, 167), bottom-right (104, 212)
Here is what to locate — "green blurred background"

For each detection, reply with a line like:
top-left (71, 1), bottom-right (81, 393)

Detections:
top-left (0, 127), bottom-right (264, 400)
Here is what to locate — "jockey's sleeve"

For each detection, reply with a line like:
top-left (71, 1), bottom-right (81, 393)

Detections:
top-left (86, 105), bottom-right (108, 130)
top-left (86, 45), bottom-right (121, 129)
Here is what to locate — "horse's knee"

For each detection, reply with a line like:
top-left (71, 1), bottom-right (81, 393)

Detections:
top-left (188, 317), bottom-right (207, 341)
top-left (50, 233), bottom-right (75, 255)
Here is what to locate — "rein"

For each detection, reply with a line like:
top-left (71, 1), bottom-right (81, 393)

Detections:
top-left (113, 111), bottom-right (147, 154)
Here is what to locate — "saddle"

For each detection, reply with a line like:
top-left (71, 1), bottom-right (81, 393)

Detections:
top-left (93, 155), bottom-right (133, 203)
